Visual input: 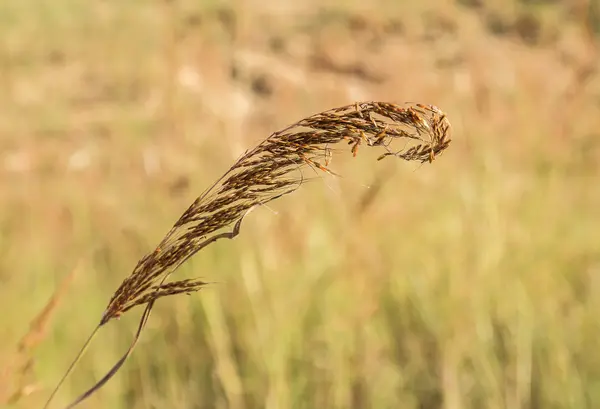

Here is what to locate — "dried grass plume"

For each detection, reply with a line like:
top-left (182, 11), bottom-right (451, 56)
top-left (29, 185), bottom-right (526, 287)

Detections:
top-left (44, 101), bottom-right (452, 409)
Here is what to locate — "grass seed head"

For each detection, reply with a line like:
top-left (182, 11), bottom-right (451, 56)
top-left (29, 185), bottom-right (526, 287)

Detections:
top-left (102, 101), bottom-right (451, 325)
top-left (46, 101), bottom-right (451, 409)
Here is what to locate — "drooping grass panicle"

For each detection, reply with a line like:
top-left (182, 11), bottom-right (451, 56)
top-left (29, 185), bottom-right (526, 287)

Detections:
top-left (44, 101), bottom-right (451, 409)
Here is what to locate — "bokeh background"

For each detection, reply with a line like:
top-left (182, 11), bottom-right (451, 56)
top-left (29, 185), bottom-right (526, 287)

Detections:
top-left (1, 1), bottom-right (600, 408)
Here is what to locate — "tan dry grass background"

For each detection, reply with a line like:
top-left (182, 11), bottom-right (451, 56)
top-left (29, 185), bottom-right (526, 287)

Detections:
top-left (1, 1), bottom-right (600, 408)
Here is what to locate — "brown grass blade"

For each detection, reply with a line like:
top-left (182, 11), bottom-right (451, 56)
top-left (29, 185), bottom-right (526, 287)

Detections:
top-left (44, 101), bottom-right (452, 409)
top-left (0, 258), bottom-right (80, 405)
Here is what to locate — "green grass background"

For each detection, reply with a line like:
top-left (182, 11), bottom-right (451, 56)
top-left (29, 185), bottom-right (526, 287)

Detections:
top-left (1, 0), bottom-right (600, 408)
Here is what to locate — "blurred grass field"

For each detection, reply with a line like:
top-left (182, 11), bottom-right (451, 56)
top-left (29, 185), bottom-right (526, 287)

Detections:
top-left (1, 0), bottom-right (600, 408)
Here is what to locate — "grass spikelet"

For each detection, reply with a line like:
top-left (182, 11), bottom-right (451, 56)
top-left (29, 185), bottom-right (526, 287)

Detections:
top-left (43, 101), bottom-right (451, 409)
top-left (0, 260), bottom-right (79, 405)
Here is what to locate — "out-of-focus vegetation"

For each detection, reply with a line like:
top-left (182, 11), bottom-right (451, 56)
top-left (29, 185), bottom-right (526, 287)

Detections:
top-left (1, 0), bottom-right (599, 408)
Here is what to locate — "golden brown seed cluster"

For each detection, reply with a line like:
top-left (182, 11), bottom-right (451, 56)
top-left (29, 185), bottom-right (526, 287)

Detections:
top-left (101, 101), bottom-right (451, 325)
top-left (46, 101), bottom-right (451, 409)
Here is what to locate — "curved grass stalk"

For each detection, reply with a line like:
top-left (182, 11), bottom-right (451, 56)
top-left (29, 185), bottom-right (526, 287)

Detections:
top-left (43, 101), bottom-right (452, 409)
